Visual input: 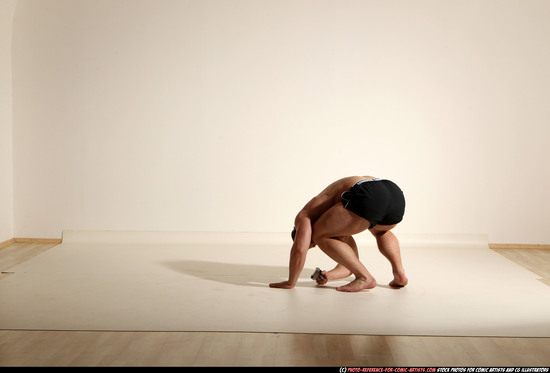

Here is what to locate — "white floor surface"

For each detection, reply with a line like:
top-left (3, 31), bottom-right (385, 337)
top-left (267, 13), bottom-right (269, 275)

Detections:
top-left (1, 231), bottom-right (549, 337)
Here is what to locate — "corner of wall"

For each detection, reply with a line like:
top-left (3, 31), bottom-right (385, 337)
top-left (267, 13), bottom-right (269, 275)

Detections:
top-left (0, 0), bottom-right (19, 242)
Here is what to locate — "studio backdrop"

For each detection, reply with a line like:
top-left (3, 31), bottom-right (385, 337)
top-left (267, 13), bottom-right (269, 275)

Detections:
top-left (8, 0), bottom-right (550, 244)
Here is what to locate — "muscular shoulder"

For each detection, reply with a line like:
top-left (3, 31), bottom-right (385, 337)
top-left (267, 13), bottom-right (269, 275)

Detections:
top-left (320, 176), bottom-right (374, 196)
top-left (296, 176), bottom-right (375, 223)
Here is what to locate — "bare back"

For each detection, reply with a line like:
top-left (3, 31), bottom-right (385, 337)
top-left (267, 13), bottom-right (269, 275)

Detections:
top-left (298, 176), bottom-right (376, 223)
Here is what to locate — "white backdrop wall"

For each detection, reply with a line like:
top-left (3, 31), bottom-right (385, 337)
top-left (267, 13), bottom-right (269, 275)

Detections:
top-left (0, 0), bottom-right (18, 243)
top-left (11, 0), bottom-right (550, 244)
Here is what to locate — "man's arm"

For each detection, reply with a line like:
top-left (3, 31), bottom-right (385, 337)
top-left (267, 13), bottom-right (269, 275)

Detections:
top-left (269, 193), bottom-right (334, 289)
top-left (268, 213), bottom-right (312, 289)
top-left (287, 213), bottom-right (314, 285)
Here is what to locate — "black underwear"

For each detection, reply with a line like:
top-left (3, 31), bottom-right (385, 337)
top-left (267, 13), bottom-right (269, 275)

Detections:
top-left (341, 178), bottom-right (405, 229)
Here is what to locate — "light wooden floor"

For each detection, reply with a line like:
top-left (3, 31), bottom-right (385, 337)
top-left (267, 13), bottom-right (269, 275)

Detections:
top-left (1, 242), bottom-right (550, 367)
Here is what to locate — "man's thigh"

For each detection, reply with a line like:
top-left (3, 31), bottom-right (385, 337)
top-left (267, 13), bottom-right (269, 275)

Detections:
top-left (312, 204), bottom-right (371, 239)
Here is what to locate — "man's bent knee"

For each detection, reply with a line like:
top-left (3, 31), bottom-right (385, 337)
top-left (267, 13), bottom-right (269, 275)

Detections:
top-left (311, 229), bottom-right (339, 242)
top-left (369, 224), bottom-right (397, 237)
top-left (311, 231), bottom-right (326, 245)
top-left (312, 234), bottom-right (348, 247)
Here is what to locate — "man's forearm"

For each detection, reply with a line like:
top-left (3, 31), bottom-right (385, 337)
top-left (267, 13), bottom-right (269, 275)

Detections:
top-left (287, 215), bottom-right (313, 285)
top-left (288, 246), bottom-right (307, 286)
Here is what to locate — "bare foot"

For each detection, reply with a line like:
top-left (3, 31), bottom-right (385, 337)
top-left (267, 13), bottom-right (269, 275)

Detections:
top-left (269, 281), bottom-right (295, 289)
top-left (389, 273), bottom-right (408, 288)
top-left (336, 277), bottom-right (377, 292)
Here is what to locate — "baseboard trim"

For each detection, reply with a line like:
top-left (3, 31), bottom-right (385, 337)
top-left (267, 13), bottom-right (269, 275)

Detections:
top-left (1, 237), bottom-right (62, 249)
top-left (0, 238), bottom-right (16, 249)
top-left (13, 238), bottom-right (63, 244)
top-left (489, 243), bottom-right (550, 250)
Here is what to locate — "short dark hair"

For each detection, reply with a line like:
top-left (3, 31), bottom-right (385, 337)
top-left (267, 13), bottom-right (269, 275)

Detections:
top-left (291, 227), bottom-right (296, 241)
